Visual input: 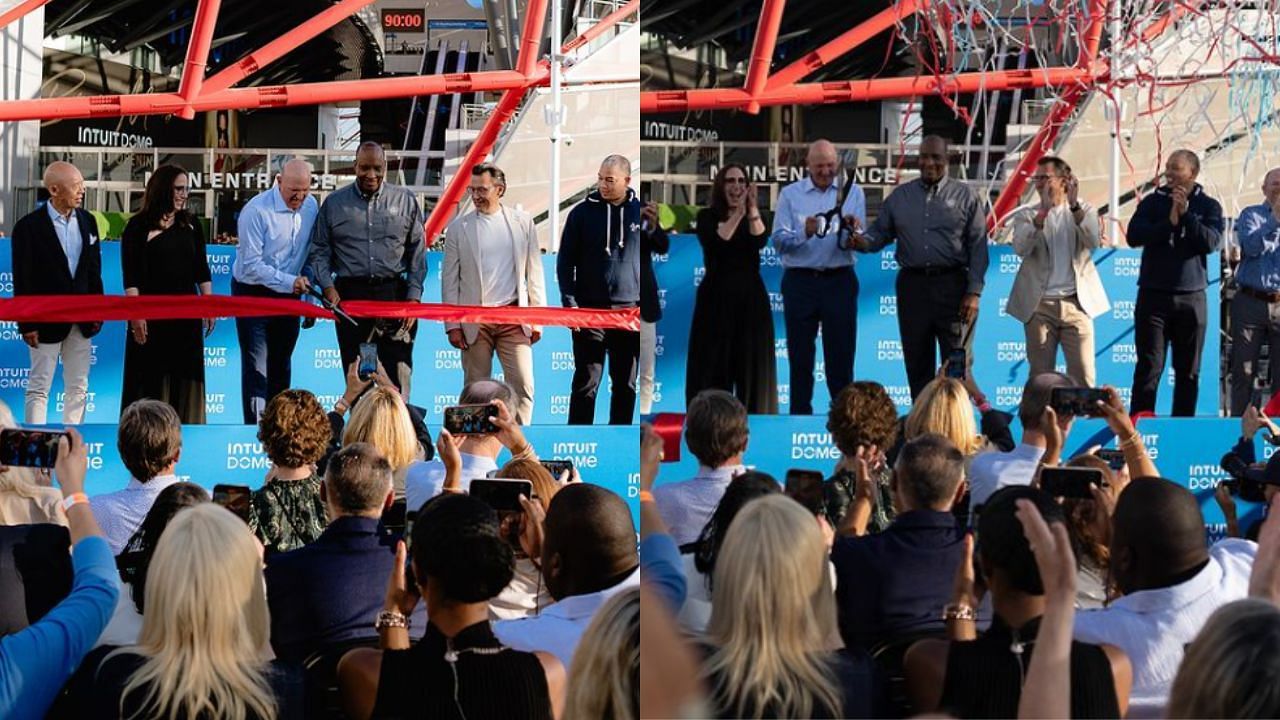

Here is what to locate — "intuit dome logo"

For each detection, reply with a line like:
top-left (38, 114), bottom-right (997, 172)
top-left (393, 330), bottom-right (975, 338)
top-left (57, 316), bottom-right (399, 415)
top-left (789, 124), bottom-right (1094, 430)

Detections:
top-left (790, 432), bottom-right (840, 461)
top-left (1111, 343), bottom-right (1137, 363)
top-left (205, 254), bottom-right (232, 275)
top-left (205, 393), bottom-right (227, 415)
top-left (314, 348), bottom-right (343, 369)
top-left (551, 351), bottom-right (574, 371)
top-left (549, 441), bottom-right (600, 469)
top-left (549, 394), bottom-right (571, 416)
top-left (56, 391), bottom-right (98, 415)
top-left (432, 394), bottom-right (461, 415)
top-left (205, 346), bottom-right (228, 368)
top-left (226, 441), bottom-right (270, 469)
top-left (434, 349), bottom-right (462, 371)
top-left (1112, 300), bottom-right (1135, 321)
top-left (879, 295), bottom-right (896, 316)
top-left (1187, 462), bottom-right (1228, 491)
top-left (0, 321), bottom-right (21, 342)
top-left (876, 339), bottom-right (903, 361)
top-left (996, 341), bottom-right (1025, 362)
top-left (0, 272), bottom-right (13, 293)
top-left (0, 367), bottom-right (29, 389)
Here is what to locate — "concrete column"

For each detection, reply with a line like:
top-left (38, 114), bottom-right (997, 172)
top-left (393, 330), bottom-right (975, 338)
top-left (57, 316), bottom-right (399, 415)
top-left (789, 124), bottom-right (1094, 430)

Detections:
top-left (0, 4), bottom-right (44, 231)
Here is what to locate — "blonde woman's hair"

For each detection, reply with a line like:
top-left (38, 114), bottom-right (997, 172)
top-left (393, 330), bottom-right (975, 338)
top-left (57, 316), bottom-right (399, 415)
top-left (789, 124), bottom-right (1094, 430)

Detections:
top-left (0, 400), bottom-right (44, 504)
top-left (342, 387), bottom-right (419, 471)
top-left (564, 586), bottom-right (639, 720)
top-left (904, 378), bottom-right (985, 456)
top-left (703, 495), bottom-right (843, 719)
top-left (1169, 599), bottom-right (1280, 718)
top-left (113, 503), bottom-right (276, 720)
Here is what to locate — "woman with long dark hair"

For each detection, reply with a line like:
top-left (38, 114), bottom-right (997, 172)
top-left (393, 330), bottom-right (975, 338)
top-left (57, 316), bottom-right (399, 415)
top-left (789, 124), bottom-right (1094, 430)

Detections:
top-left (121, 164), bottom-right (214, 423)
top-left (685, 163), bottom-right (778, 413)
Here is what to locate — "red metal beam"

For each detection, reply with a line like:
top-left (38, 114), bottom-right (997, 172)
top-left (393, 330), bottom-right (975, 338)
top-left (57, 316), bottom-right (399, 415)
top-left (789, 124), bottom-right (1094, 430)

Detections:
top-left (741, 0), bottom-right (788, 114)
top-left (423, 87), bottom-right (528, 243)
top-left (174, 0), bottom-right (223, 120)
top-left (642, 66), bottom-right (1097, 113)
top-left (515, 0), bottom-right (550, 78)
top-left (200, 0), bottom-right (379, 95)
top-left (765, 0), bottom-right (925, 90)
top-left (561, 0), bottom-right (638, 54)
top-left (0, 0), bottom-right (49, 30)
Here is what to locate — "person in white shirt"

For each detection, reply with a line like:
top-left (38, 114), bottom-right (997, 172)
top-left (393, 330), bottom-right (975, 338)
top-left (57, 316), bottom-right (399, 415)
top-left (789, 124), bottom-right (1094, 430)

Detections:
top-left (1007, 156), bottom-right (1110, 387)
top-left (652, 389), bottom-right (751, 546)
top-left (11, 161), bottom-right (104, 424)
top-left (231, 158), bottom-right (320, 424)
top-left (494, 483), bottom-right (639, 667)
top-left (442, 163), bottom-right (546, 424)
top-left (968, 372), bottom-right (1074, 508)
top-left (403, 378), bottom-right (519, 515)
top-left (1074, 477), bottom-right (1255, 717)
top-left (89, 400), bottom-right (185, 554)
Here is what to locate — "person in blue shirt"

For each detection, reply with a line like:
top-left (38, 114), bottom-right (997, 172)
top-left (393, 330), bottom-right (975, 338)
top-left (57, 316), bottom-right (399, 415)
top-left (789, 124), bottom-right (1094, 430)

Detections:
top-left (232, 158), bottom-right (320, 424)
top-left (771, 139), bottom-right (866, 415)
top-left (1126, 149), bottom-right (1223, 416)
top-left (0, 428), bottom-right (119, 720)
top-left (1229, 167), bottom-right (1280, 415)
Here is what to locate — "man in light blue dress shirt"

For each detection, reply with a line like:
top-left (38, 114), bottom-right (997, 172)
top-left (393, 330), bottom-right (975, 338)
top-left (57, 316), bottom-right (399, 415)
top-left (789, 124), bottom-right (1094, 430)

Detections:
top-left (771, 139), bottom-right (866, 414)
top-left (1229, 167), bottom-right (1280, 414)
top-left (232, 158), bottom-right (319, 423)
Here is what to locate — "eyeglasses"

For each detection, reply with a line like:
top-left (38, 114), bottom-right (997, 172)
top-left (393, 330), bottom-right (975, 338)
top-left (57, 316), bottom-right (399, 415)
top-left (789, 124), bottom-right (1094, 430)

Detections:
top-left (173, 186), bottom-right (190, 194)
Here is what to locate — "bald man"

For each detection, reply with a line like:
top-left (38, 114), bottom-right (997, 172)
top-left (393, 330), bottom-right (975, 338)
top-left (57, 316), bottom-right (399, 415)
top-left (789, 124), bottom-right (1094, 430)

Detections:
top-left (771, 139), bottom-right (866, 415)
top-left (232, 158), bottom-right (320, 423)
top-left (1228, 167), bottom-right (1280, 415)
top-left (850, 135), bottom-right (989, 400)
top-left (11, 161), bottom-right (104, 424)
top-left (308, 142), bottom-right (426, 395)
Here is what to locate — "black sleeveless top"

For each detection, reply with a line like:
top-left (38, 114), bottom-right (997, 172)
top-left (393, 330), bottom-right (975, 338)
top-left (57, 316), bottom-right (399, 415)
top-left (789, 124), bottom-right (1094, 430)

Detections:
top-left (371, 621), bottom-right (553, 719)
top-left (939, 615), bottom-right (1120, 719)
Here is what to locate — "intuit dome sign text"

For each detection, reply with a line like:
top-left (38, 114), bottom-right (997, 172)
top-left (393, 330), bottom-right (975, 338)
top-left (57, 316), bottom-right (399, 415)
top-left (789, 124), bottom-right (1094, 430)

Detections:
top-left (790, 432), bottom-right (840, 461)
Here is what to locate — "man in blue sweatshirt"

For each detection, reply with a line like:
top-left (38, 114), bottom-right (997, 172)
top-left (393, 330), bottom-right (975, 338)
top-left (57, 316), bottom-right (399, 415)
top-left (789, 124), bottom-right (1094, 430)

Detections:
top-left (557, 154), bottom-right (642, 424)
top-left (1127, 149), bottom-right (1223, 416)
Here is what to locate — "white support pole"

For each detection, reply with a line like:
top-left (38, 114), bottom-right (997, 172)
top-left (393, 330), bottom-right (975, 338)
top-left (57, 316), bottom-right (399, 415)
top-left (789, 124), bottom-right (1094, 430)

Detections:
top-left (548, 0), bottom-right (564, 251)
top-left (1108, 0), bottom-right (1122, 245)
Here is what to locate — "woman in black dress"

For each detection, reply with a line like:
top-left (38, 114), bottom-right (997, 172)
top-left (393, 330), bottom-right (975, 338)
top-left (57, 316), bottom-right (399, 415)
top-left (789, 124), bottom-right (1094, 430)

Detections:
top-left (121, 164), bottom-right (214, 424)
top-left (686, 163), bottom-right (778, 413)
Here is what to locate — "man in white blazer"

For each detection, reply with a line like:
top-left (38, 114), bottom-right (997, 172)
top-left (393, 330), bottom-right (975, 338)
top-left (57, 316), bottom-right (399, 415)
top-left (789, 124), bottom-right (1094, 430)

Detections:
top-left (1007, 157), bottom-right (1110, 387)
top-left (442, 163), bottom-right (546, 423)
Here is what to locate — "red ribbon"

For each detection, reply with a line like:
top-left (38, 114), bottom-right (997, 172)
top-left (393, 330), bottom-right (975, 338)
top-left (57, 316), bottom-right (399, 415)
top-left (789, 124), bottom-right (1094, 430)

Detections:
top-left (649, 412), bottom-right (685, 463)
top-left (0, 295), bottom-right (639, 331)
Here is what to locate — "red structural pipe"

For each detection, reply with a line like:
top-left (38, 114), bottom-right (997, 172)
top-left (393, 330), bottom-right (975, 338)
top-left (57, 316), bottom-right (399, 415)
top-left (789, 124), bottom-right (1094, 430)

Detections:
top-left (174, 0), bottom-right (223, 120)
top-left (201, 0), bottom-right (379, 94)
top-left (0, 0), bottom-right (49, 30)
top-left (423, 87), bottom-right (528, 243)
top-left (515, 0), bottom-right (550, 78)
top-left (741, 0), bottom-right (788, 114)
top-left (561, 0), bottom-right (638, 54)
top-left (765, 0), bottom-right (925, 90)
top-left (641, 66), bottom-right (1097, 112)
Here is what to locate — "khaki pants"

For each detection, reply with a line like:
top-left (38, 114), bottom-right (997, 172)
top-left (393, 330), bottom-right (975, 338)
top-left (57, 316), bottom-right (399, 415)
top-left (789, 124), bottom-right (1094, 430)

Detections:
top-left (1024, 295), bottom-right (1095, 387)
top-left (461, 324), bottom-right (534, 424)
top-left (27, 325), bottom-right (93, 424)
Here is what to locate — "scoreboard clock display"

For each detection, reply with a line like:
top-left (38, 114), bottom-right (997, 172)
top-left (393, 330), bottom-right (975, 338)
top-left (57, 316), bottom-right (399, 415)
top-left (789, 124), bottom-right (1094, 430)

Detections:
top-left (381, 8), bottom-right (426, 30)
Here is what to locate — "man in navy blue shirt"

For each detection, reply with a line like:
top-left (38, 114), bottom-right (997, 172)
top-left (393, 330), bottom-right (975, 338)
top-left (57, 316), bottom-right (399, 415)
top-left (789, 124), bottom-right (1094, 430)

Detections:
top-left (831, 433), bottom-right (968, 650)
top-left (1228, 167), bottom-right (1280, 415)
top-left (1126, 149), bottom-right (1223, 416)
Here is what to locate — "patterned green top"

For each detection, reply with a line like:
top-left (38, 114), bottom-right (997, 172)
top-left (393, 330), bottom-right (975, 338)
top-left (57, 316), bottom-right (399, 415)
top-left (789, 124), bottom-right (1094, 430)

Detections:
top-left (247, 474), bottom-right (327, 555)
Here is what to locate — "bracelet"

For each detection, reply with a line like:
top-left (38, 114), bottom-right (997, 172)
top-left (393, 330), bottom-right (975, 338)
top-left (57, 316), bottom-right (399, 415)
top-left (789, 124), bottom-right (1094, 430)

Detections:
top-left (333, 398), bottom-right (350, 415)
top-left (61, 492), bottom-right (89, 512)
top-left (639, 490), bottom-right (655, 504)
top-left (942, 603), bottom-right (978, 622)
top-left (375, 610), bottom-right (410, 631)
top-left (510, 442), bottom-right (536, 461)
top-left (1117, 432), bottom-right (1142, 450)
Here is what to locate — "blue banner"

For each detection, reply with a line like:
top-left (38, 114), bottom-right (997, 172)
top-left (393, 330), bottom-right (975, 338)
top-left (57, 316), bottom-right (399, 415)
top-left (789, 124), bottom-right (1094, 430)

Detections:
top-left (652, 415), bottom-right (1258, 540)
top-left (654, 236), bottom-right (1221, 416)
top-left (0, 239), bottom-right (625, 425)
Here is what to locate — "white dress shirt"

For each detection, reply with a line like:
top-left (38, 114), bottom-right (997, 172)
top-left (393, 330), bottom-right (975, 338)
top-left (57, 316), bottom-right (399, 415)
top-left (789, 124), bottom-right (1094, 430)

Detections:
top-left (89, 474), bottom-right (184, 555)
top-left (403, 452), bottom-right (499, 516)
top-left (47, 202), bottom-right (82, 277)
top-left (1073, 539), bottom-right (1256, 717)
top-left (652, 464), bottom-right (747, 547)
top-left (494, 567), bottom-right (640, 668)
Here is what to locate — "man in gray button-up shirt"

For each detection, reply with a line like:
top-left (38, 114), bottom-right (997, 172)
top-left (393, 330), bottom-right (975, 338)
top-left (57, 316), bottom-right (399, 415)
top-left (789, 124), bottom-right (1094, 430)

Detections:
top-left (309, 142), bottom-right (426, 393)
top-left (850, 135), bottom-right (989, 399)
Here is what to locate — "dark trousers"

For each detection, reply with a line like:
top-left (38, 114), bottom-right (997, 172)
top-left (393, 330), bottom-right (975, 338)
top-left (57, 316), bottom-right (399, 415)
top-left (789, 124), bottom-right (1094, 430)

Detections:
top-left (333, 278), bottom-right (418, 393)
top-left (1131, 288), bottom-right (1206, 416)
top-left (1228, 290), bottom-right (1280, 415)
top-left (569, 325), bottom-right (639, 425)
top-left (781, 267), bottom-right (858, 415)
top-left (232, 280), bottom-right (302, 424)
top-left (897, 268), bottom-right (970, 400)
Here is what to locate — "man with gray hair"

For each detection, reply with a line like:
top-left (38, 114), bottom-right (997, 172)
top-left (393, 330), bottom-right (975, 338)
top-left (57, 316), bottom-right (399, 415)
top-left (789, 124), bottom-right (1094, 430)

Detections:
top-left (442, 163), bottom-right (546, 424)
top-left (557, 154), bottom-right (641, 424)
top-left (232, 157), bottom-right (320, 423)
top-left (12, 160), bottom-right (104, 424)
top-left (1226, 167), bottom-right (1280, 415)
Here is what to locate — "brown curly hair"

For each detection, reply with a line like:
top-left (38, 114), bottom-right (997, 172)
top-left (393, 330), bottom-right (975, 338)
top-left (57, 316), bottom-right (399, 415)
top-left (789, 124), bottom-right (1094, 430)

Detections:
top-left (257, 390), bottom-right (331, 468)
top-left (826, 381), bottom-right (899, 456)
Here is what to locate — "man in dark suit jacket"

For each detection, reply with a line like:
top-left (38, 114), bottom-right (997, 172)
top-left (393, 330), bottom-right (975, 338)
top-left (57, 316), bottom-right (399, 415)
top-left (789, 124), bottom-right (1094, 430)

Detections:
top-left (264, 443), bottom-right (426, 666)
top-left (11, 161), bottom-right (104, 424)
